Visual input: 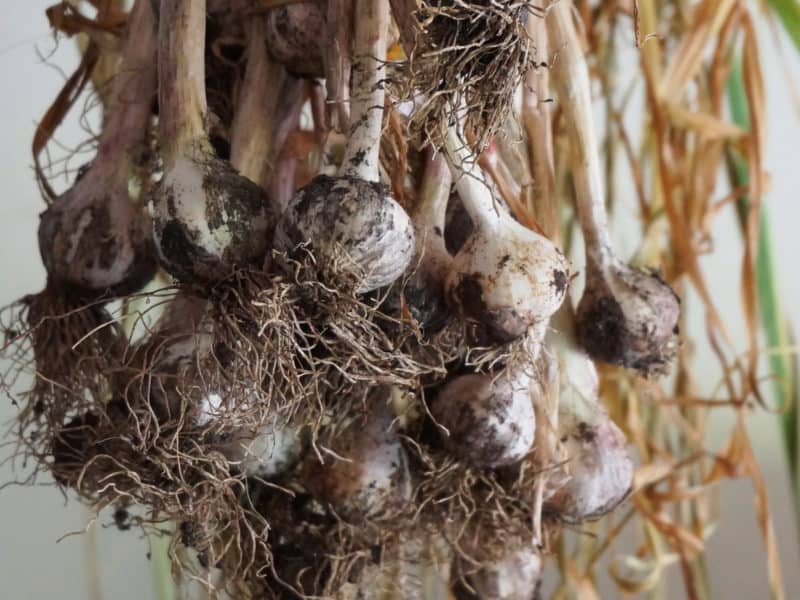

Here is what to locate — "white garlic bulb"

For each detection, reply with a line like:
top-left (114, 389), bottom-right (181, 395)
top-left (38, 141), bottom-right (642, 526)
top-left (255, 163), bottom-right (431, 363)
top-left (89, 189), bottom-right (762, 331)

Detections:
top-left (546, 315), bottom-right (634, 522)
top-left (431, 362), bottom-right (536, 469)
top-left (443, 125), bottom-right (569, 343)
top-left (465, 545), bottom-right (542, 600)
top-left (152, 0), bottom-right (273, 285)
top-left (547, 1), bottom-right (679, 375)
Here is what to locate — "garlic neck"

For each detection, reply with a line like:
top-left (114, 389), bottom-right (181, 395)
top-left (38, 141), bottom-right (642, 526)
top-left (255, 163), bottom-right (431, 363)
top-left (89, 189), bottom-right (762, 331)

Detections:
top-left (158, 0), bottom-right (210, 164)
top-left (95, 0), bottom-right (157, 178)
top-left (339, 0), bottom-right (389, 182)
top-left (547, 1), bottom-right (614, 270)
top-left (414, 151), bottom-right (452, 266)
top-left (229, 17), bottom-right (285, 184)
top-left (443, 125), bottom-right (503, 232)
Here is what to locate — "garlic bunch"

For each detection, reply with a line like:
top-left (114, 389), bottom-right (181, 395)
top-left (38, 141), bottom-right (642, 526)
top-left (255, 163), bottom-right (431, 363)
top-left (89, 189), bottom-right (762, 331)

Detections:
top-left (152, 0), bottom-right (274, 285)
top-left (275, 0), bottom-right (414, 293)
top-left (443, 125), bottom-right (570, 343)
top-left (547, 1), bottom-right (680, 375)
top-left (38, 0), bottom-right (157, 296)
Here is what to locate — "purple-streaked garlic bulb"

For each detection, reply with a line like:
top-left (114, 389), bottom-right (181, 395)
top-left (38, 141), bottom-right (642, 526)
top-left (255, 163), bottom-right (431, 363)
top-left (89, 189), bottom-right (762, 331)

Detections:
top-left (152, 0), bottom-right (273, 285)
top-left (546, 315), bottom-right (634, 522)
top-left (38, 0), bottom-right (157, 296)
top-left (443, 124), bottom-right (570, 343)
top-left (547, 2), bottom-right (680, 376)
top-left (301, 391), bottom-right (412, 518)
top-left (265, 1), bottom-right (326, 78)
top-left (431, 354), bottom-right (536, 469)
top-left (275, 0), bottom-right (414, 293)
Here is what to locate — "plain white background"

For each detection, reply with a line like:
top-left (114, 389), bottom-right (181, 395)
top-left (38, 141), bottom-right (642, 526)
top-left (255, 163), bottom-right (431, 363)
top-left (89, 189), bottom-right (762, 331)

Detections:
top-left (0, 2), bottom-right (798, 598)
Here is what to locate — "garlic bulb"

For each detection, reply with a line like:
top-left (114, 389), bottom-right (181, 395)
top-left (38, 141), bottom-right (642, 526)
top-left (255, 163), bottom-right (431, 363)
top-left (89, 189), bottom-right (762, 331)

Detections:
top-left (217, 418), bottom-right (303, 479)
top-left (275, 0), bottom-right (414, 293)
top-left (152, 0), bottom-right (273, 285)
top-left (124, 291), bottom-right (212, 421)
top-left (546, 314), bottom-right (634, 522)
top-left (38, 0), bottom-right (157, 296)
top-left (547, 1), bottom-right (680, 375)
top-left (457, 543), bottom-right (542, 600)
top-left (431, 358), bottom-right (536, 469)
top-left (265, 1), bottom-right (326, 78)
top-left (301, 392), bottom-right (411, 518)
top-left (443, 125), bottom-right (569, 343)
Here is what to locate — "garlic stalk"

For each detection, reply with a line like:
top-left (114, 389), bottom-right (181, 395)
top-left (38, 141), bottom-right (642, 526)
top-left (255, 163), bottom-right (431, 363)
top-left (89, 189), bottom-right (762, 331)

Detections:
top-left (152, 0), bottom-right (273, 285)
top-left (275, 0), bottom-right (414, 293)
top-left (265, 2), bottom-right (326, 78)
top-left (38, 0), bottom-right (157, 296)
top-left (229, 16), bottom-right (304, 198)
top-left (547, 1), bottom-right (680, 375)
top-left (443, 122), bottom-right (570, 343)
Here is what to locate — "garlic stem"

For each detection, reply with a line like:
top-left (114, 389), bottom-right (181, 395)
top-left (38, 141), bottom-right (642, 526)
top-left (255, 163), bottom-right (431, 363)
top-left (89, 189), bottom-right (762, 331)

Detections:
top-left (547, 1), bottom-right (613, 267)
top-left (414, 150), bottom-right (451, 261)
top-left (95, 0), bottom-right (157, 180)
top-left (523, 15), bottom-right (558, 240)
top-left (158, 0), bottom-right (210, 163)
top-left (230, 17), bottom-right (282, 184)
top-left (443, 124), bottom-right (502, 232)
top-left (339, 0), bottom-right (389, 182)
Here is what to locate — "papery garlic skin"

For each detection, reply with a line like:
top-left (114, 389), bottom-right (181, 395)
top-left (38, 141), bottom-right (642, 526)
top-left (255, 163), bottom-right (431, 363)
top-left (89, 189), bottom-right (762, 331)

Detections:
top-left (432, 364), bottom-right (535, 469)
